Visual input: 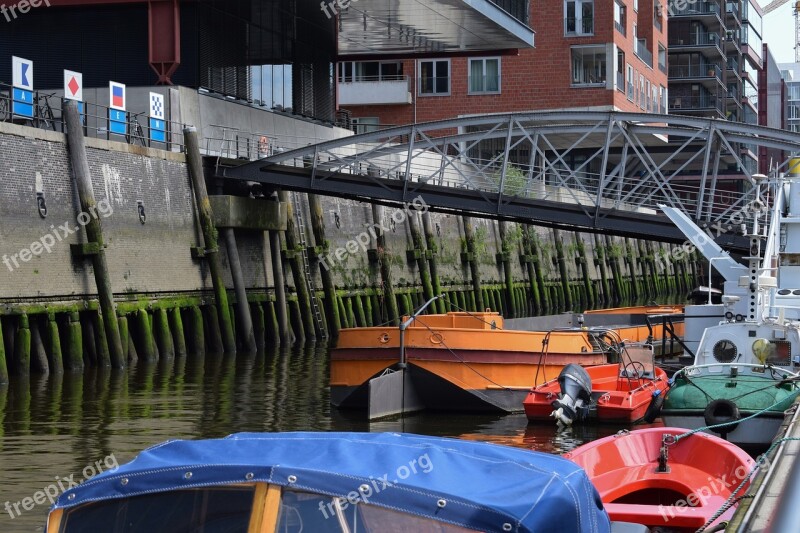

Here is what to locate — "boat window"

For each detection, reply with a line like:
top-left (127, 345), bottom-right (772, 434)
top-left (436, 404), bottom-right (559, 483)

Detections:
top-left (277, 490), bottom-right (480, 532)
top-left (59, 486), bottom-right (255, 533)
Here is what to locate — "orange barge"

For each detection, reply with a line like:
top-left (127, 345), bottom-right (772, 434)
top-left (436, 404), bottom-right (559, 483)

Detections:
top-left (331, 306), bottom-right (683, 416)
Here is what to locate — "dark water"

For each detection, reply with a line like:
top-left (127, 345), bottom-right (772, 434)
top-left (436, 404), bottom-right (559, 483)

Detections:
top-left (0, 342), bottom-right (658, 531)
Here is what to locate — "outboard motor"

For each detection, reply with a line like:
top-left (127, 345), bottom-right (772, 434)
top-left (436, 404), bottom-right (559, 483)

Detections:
top-left (551, 364), bottom-right (593, 425)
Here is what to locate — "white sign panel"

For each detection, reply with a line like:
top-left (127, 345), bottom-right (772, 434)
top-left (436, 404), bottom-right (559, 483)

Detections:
top-left (149, 92), bottom-right (165, 120)
top-left (12, 56), bottom-right (33, 90)
top-left (64, 70), bottom-right (83, 101)
top-left (109, 81), bottom-right (126, 111)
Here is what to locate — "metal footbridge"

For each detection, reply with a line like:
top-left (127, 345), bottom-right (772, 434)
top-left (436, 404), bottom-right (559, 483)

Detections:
top-left (223, 112), bottom-right (800, 246)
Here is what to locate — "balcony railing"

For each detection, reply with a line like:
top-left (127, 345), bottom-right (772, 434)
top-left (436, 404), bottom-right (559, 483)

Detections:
top-left (615, 20), bottom-right (626, 36)
top-left (671, 2), bottom-right (721, 16)
top-left (668, 63), bottom-right (722, 79)
top-left (635, 39), bottom-right (653, 68)
top-left (338, 76), bottom-right (413, 105)
top-left (669, 32), bottom-right (721, 48)
top-left (659, 61), bottom-right (667, 74)
top-left (616, 71), bottom-right (625, 92)
top-left (489, 0), bottom-right (530, 25)
top-left (670, 94), bottom-right (723, 113)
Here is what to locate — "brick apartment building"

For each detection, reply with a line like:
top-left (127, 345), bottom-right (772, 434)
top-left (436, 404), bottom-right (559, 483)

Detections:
top-left (340, 0), bottom-right (669, 131)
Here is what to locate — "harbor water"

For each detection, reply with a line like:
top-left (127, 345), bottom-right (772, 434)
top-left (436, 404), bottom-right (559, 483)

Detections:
top-left (0, 341), bottom-right (663, 531)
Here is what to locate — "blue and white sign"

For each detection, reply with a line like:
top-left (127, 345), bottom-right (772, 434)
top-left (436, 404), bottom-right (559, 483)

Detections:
top-left (109, 109), bottom-right (127, 136)
top-left (11, 56), bottom-right (34, 119)
top-left (149, 92), bottom-right (166, 143)
top-left (149, 92), bottom-right (165, 120)
top-left (12, 56), bottom-right (33, 91)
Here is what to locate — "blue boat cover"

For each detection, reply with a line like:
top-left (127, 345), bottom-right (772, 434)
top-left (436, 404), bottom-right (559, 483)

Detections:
top-left (52, 432), bottom-right (610, 533)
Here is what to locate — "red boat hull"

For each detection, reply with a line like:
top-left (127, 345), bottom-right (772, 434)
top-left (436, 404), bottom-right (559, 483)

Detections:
top-left (564, 427), bottom-right (755, 531)
top-left (523, 364), bottom-right (669, 423)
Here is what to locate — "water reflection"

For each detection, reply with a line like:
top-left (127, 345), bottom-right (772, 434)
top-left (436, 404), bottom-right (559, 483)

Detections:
top-left (0, 341), bottom-right (657, 531)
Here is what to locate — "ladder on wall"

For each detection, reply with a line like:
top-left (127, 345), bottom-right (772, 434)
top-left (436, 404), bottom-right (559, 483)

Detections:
top-left (292, 191), bottom-right (327, 338)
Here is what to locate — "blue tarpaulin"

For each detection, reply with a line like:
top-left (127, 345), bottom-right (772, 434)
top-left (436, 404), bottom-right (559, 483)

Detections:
top-left (52, 432), bottom-right (610, 533)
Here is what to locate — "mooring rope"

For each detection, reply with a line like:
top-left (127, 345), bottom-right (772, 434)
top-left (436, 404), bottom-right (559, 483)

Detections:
top-left (694, 436), bottom-right (800, 532)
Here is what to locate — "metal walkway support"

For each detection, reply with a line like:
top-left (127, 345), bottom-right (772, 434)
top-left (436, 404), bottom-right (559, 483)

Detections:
top-left (224, 112), bottom-right (800, 248)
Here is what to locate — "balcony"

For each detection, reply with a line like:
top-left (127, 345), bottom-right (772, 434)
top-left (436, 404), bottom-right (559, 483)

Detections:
top-left (338, 76), bottom-right (413, 105)
top-left (670, 94), bottom-right (724, 116)
top-left (668, 63), bottom-right (724, 89)
top-left (726, 57), bottom-right (741, 79)
top-left (670, 2), bottom-right (723, 26)
top-left (635, 39), bottom-right (653, 68)
top-left (725, 1), bottom-right (740, 22)
top-left (669, 32), bottom-right (724, 58)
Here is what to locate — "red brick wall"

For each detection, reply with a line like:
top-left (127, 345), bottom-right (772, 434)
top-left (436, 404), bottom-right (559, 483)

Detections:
top-left (343, 1), bottom-right (669, 127)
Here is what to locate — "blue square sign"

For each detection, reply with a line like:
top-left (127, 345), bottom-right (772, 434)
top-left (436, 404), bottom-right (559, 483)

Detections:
top-left (12, 88), bottom-right (34, 118)
top-left (109, 109), bottom-right (127, 136)
top-left (149, 118), bottom-right (166, 143)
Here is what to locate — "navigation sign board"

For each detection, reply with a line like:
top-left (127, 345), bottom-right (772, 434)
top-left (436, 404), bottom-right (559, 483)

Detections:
top-left (109, 81), bottom-right (126, 111)
top-left (12, 56), bottom-right (33, 90)
top-left (109, 109), bottom-right (127, 136)
top-left (12, 56), bottom-right (34, 118)
top-left (149, 92), bottom-right (166, 142)
top-left (64, 70), bottom-right (83, 102)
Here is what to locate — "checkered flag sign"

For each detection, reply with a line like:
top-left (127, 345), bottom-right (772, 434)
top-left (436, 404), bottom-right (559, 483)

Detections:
top-left (150, 92), bottom-right (165, 120)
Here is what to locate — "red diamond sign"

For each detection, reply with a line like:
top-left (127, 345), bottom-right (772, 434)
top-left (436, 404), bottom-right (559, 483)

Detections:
top-left (64, 70), bottom-right (83, 101)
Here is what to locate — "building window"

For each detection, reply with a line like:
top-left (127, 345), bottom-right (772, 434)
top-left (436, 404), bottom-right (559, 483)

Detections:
top-left (352, 117), bottom-right (381, 134)
top-left (419, 59), bottom-right (450, 95)
top-left (571, 46), bottom-right (606, 85)
top-left (627, 64), bottom-right (634, 100)
top-left (660, 85), bottom-right (667, 113)
top-left (565, 0), bottom-right (594, 35)
top-left (639, 75), bottom-right (645, 109)
top-left (654, 2), bottom-right (663, 31)
top-left (616, 50), bottom-right (625, 92)
top-left (658, 44), bottom-right (667, 73)
top-left (633, 0), bottom-right (638, 11)
top-left (468, 58), bottom-right (501, 94)
top-left (614, 1), bottom-right (626, 35)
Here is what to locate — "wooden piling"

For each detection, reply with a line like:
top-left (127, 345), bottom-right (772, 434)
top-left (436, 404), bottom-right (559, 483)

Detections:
top-left (187, 306), bottom-right (206, 356)
top-left (422, 213), bottom-right (446, 313)
top-left (64, 101), bottom-right (125, 368)
top-left (463, 217), bottom-right (485, 310)
top-left (14, 314), bottom-right (31, 375)
top-left (117, 315), bottom-right (129, 362)
top-left (65, 312), bottom-right (84, 371)
top-left (264, 301), bottom-right (279, 345)
top-left (308, 193), bottom-right (338, 337)
top-left (498, 222), bottom-right (518, 318)
top-left (155, 308), bottom-right (175, 360)
top-left (30, 320), bottom-right (49, 374)
top-left (222, 228), bottom-right (257, 351)
top-left (170, 307), bottom-right (187, 357)
top-left (266, 230), bottom-right (290, 343)
top-left (252, 303), bottom-right (265, 350)
top-left (183, 126), bottom-right (236, 353)
top-left (553, 229), bottom-right (574, 312)
top-left (135, 309), bottom-right (157, 362)
top-left (372, 204), bottom-right (399, 325)
top-left (279, 191), bottom-right (316, 339)
top-left (408, 212), bottom-right (435, 307)
top-left (93, 312), bottom-right (111, 367)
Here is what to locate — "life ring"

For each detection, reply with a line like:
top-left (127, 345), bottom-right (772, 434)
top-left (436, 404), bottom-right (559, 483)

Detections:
top-left (704, 399), bottom-right (740, 434)
top-left (642, 390), bottom-right (665, 423)
top-left (258, 135), bottom-right (270, 156)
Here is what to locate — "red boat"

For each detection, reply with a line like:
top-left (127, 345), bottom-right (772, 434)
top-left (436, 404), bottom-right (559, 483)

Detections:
top-left (564, 427), bottom-right (755, 531)
top-left (523, 344), bottom-right (669, 424)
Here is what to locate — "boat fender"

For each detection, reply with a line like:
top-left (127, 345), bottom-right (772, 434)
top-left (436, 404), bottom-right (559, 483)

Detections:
top-left (704, 399), bottom-right (741, 433)
top-left (642, 390), bottom-right (665, 423)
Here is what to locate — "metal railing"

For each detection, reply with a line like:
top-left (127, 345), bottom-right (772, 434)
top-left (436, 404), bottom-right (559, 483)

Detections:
top-left (670, 94), bottom-right (724, 113)
top-left (671, 1), bottom-right (721, 16)
top-left (614, 20), bottom-right (626, 36)
top-left (668, 63), bottom-right (722, 79)
top-left (669, 32), bottom-right (722, 48)
top-left (0, 81), bottom-right (189, 150)
top-left (565, 17), bottom-right (594, 35)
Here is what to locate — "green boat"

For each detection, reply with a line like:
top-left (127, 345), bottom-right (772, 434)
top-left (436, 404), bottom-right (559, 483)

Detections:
top-left (663, 363), bottom-right (800, 448)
